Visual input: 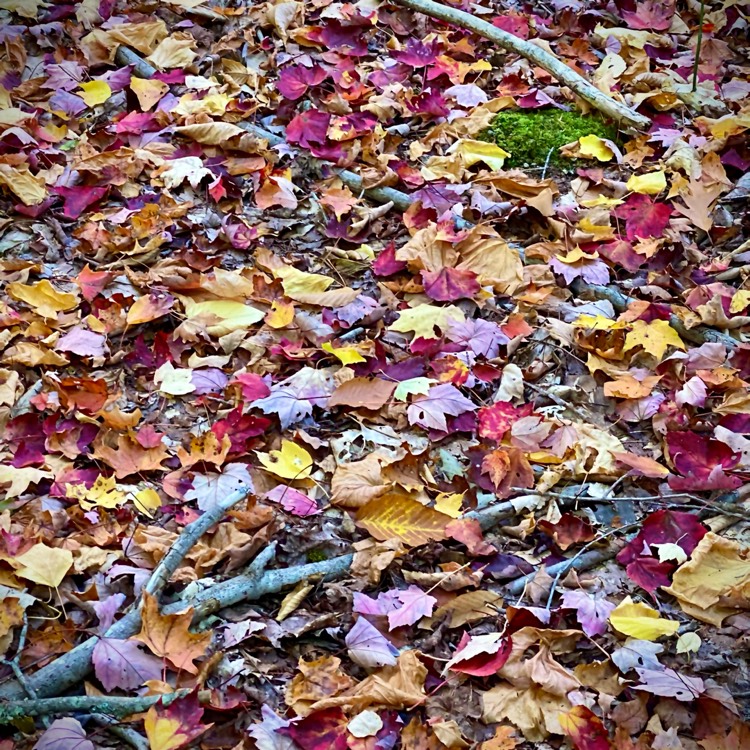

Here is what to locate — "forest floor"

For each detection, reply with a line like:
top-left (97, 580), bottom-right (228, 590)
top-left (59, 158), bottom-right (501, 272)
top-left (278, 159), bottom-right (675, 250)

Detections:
top-left (1, 0), bottom-right (750, 749)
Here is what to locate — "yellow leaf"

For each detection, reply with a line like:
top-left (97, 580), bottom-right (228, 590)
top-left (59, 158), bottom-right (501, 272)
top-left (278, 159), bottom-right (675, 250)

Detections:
top-left (144, 709), bottom-right (188, 750)
top-left (624, 319), bottom-right (685, 362)
top-left (579, 195), bottom-right (623, 208)
top-left (627, 170), bottom-right (667, 195)
top-left (265, 300), bottom-right (295, 329)
top-left (730, 290), bottom-right (750, 314)
top-left (78, 80), bottom-right (112, 107)
top-left (0, 466), bottom-right (52, 498)
top-left (154, 362), bottom-right (195, 396)
top-left (434, 492), bottom-right (463, 518)
top-left (258, 440), bottom-right (313, 480)
top-left (356, 491), bottom-right (450, 546)
top-left (182, 298), bottom-right (265, 336)
top-left (134, 488), bottom-right (162, 517)
top-left (609, 596), bottom-right (680, 640)
top-left (13, 544), bottom-right (73, 588)
top-left (7, 279), bottom-right (78, 319)
top-left (0, 163), bottom-right (47, 205)
top-left (277, 581), bottom-right (313, 621)
top-left (577, 217), bottom-right (615, 240)
top-left (676, 632), bottom-right (701, 654)
top-left (573, 314), bottom-right (626, 331)
top-left (578, 134), bottom-right (614, 162)
top-left (389, 304), bottom-right (465, 340)
top-left (130, 77), bottom-right (169, 111)
top-left (321, 342), bottom-right (366, 364)
top-left (276, 266), bottom-right (332, 297)
top-left (66, 475), bottom-right (127, 510)
top-left (450, 139), bottom-right (510, 171)
top-left (555, 247), bottom-right (599, 264)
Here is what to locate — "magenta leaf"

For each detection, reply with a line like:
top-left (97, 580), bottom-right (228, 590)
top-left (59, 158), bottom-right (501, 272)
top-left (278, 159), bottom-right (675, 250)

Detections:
top-left (635, 668), bottom-right (705, 701)
top-left (407, 383), bottom-right (476, 432)
top-left (387, 586), bottom-right (437, 630)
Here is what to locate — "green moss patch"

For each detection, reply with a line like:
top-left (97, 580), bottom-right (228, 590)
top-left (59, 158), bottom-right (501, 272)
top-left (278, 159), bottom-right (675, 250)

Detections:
top-left (483, 108), bottom-right (620, 169)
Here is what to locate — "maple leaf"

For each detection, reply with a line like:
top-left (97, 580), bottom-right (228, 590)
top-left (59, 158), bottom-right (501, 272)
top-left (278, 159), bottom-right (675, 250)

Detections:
top-left (248, 706), bottom-right (299, 750)
top-left (446, 632), bottom-right (512, 676)
top-left (480, 448), bottom-right (534, 498)
top-left (389, 304), bottom-right (465, 340)
top-left (254, 367), bottom-right (335, 429)
top-left (133, 592), bottom-right (212, 674)
top-left (407, 383), bottom-right (476, 432)
top-left (91, 430), bottom-right (169, 479)
top-left (33, 718), bottom-right (94, 750)
top-left (92, 638), bottom-right (163, 691)
top-left (387, 586), bottom-right (438, 629)
top-left (560, 591), bottom-right (615, 637)
top-left (619, 0), bottom-right (675, 31)
top-left (286, 109), bottom-right (331, 149)
top-left (623, 319), bottom-right (685, 362)
top-left (613, 194), bottom-right (673, 240)
top-left (12, 544), bottom-right (73, 588)
top-left (7, 279), bottom-right (78, 319)
top-left (346, 617), bottom-right (399, 668)
top-left (258, 440), bottom-right (314, 480)
top-left (421, 267), bottom-right (480, 301)
top-left (144, 692), bottom-right (211, 750)
top-left (185, 462), bottom-right (254, 512)
top-left (559, 705), bottom-right (611, 750)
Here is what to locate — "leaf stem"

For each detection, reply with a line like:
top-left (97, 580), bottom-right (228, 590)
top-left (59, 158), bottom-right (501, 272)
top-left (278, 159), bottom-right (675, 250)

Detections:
top-left (692, 0), bottom-right (706, 93)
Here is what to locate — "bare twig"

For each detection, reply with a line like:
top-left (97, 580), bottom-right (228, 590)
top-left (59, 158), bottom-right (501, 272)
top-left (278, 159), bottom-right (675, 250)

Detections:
top-left (390, 0), bottom-right (650, 129)
top-left (92, 715), bottom-right (150, 750)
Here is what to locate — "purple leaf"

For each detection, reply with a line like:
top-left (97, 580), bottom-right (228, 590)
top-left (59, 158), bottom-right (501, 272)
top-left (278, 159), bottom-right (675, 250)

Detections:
top-left (352, 590), bottom-right (400, 617)
top-left (248, 705), bottom-right (300, 750)
top-left (345, 617), bottom-right (399, 668)
top-left (55, 327), bottom-right (107, 358)
top-left (92, 638), bottom-right (163, 691)
top-left (407, 383), bottom-right (476, 432)
top-left (191, 368), bottom-right (229, 395)
top-left (387, 587), bottom-right (437, 630)
top-left (33, 718), bottom-right (94, 750)
top-left (635, 667), bottom-right (705, 701)
top-left (611, 639), bottom-right (664, 673)
top-left (93, 592), bottom-right (126, 633)
top-left (561, 590), bottom-right (616, 637)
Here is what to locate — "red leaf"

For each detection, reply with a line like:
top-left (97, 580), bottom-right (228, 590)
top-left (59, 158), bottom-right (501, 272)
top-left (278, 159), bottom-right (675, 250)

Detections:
top-left (372, 243), bottom-right (407, 276)
top-left (625, 557), bottom-right (675, 593)
top-left (481, 448), bottom-right (534, 499)
top-left (286, 109), bottom-right (331, 149)
top-left (619, 0), bottom-right (675, 30)
top-left (666, 431), bottom-right (741, 491)
top-left (559, 706), bottom-right (611, 750)
top-left (421, 267), bottom-right (480, 301)
top-left (613, 194), bottom-right (672, 240)
top-left (538, 513), bottom-right (596, 551)
top-left (277, 64), bottom-right (328, 100)
top-left (281, 707), bottom-right (349, 750)
top-left (445, 518), bottom-right (496, 555)
top-left (477, 401), bottom-right (532, 441)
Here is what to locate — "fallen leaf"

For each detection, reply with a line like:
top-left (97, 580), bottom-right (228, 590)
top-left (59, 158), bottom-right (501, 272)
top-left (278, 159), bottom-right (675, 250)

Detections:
top-left (609, 596), bottom-right (680, 640)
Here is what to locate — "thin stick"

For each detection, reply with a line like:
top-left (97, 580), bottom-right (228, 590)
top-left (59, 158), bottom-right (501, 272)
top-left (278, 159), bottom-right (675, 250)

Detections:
top-left (692, 0), bottom-right (705, 92)
top-left (390, 0), bottom-right (650, 129)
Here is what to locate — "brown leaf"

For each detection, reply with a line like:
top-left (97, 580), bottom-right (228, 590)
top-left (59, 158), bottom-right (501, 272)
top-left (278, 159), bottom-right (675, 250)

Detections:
top-left (286, 655), bottom-right (355, 716)
top-left (331, 453), bottom-right (393, 509)
top-left (133, 592), bottom-right (211, 674)
top-left (328, 378), bottom-right (396, 411)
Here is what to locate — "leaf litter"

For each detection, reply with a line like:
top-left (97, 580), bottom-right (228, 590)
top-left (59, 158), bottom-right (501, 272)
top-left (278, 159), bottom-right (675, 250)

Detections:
top-left (0, 0), bottom-right (749, 748)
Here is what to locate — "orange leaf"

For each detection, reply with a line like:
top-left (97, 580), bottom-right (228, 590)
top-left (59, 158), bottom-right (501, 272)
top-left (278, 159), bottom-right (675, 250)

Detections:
top-left (356, 492), bottom-right (450, 546)
top-left (92, 430), bottom-right (169, 479)
top-left (133, 592), bottom-right (211, 675)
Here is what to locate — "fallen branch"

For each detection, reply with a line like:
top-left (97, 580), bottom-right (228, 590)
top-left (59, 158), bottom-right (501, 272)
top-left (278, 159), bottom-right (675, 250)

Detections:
top-left (0, 690), bottom-right (191, 725)
top-left (389, 0), bottom-right (651, 130)
top-left (143, 485), bottom-right (252, 598)
top-left (0, 551), bottom-right (350, 701)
